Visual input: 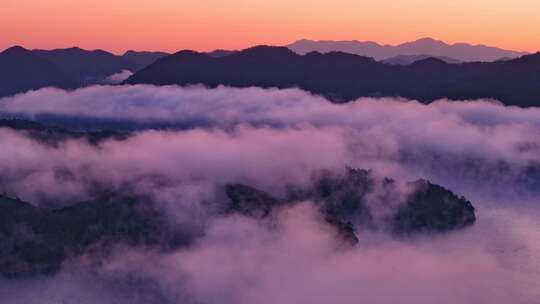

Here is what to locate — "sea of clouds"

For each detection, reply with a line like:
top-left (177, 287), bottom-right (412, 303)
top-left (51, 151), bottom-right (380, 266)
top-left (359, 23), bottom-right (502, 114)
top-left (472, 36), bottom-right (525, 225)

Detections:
top-left (0, 85), bottom-right (538, 303)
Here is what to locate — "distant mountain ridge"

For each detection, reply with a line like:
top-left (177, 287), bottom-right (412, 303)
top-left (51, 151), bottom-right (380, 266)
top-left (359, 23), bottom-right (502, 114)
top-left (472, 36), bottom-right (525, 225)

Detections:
top-left (32, 47), bottom-right (170, 82)
top-left (0, 46), bottom-right (76, 97)
top-left (122, 50), bottom-right (170, 70)
top-left (287, 38), bottom-right (528, 62)
top-left (0, 46), bottom-right (169, 97)
top-left (126, 45), bottom-right (540, 107)
top-left (1, 42), bottom-right (538, 105)
top-left (33, 47), bottom-right (134, 84)
top-left (206, 49), bottom-right (237, 57)
top-left (382, 54), bottom-right (462, 65)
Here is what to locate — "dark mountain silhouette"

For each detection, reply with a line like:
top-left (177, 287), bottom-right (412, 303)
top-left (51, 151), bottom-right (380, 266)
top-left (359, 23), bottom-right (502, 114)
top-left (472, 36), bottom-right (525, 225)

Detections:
top-left (0, 46), bottom-right (76, 97)
top-left (382, 54), bottom-right (461, 65)
top-left (393, 180), bottom-right (476, 234)
top-left (0, 194), bottom-right (186, 277)
top-left (0, 46), bottom-right (169, 97)
top-left (122, 50), bottom-right (170, 71)
top-left (33, 48), bottom-right (169, 80)
top-left (207, 49), bottom-right (237, 57)
top-left (33, 47), bottom-right (136, 84)
top-left (126, 46), bottom-right (540, 107)
top-left (226, 168), bottom-right (476, 241)
top-left (1, 168), bottom-right (475, 277)
top-left (287, 38), bottom-right (529, 62)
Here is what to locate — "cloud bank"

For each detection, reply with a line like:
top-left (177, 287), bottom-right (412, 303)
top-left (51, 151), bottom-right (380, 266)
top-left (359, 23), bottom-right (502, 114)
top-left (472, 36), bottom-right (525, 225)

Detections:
top-left (0, 85), bottom-right (539, 303)
top-left (1, 85), bottom-right (539, 199)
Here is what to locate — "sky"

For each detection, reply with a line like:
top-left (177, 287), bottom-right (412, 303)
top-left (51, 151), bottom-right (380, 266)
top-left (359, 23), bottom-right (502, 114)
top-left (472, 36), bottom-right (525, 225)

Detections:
top-left (2, 0), bottom-right (540, 54)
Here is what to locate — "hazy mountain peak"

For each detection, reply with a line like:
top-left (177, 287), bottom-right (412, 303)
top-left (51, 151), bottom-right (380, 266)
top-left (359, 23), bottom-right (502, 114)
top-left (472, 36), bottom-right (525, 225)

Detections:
top-left (405, 37), bottom-right (447, 47)
top-left (288, 38), bottom-right (528, 61)
top-left (412, 37), bottom-right (445, 43)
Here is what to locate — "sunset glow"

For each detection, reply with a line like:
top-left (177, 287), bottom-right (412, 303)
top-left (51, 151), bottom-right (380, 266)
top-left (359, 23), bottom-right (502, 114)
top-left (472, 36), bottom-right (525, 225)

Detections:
top-left (2, 0), bottom-right (539, 53)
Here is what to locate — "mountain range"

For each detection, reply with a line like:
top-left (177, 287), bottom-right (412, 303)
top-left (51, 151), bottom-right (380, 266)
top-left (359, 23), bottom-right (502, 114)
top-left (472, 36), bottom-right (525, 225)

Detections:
top-left (0, 46), bottom-right (77, 97)
top-left (287, 38), bottom-right (528, 62)
top-left (0, 46), bottom-right (169, 97)
top-left (1, 39), bottom-right (539, 106)
top-left (126, 46), bottom-right (540, 107)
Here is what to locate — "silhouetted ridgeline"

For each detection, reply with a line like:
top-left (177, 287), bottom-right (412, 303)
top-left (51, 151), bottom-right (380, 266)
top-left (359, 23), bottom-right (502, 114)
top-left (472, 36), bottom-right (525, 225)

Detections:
top-left (126, 46), bottom-right (540, 107)
top-left (2, 44), bottom-right (539, 106)
top-left (0, 46), bottom-right (77, 97)
top-left (0, 46), bottom-right (169, 96)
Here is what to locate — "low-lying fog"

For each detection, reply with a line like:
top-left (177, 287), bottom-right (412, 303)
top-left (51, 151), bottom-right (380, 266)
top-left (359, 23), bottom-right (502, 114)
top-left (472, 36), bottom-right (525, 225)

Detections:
top-left (0, 85), bottom-right (538, 303)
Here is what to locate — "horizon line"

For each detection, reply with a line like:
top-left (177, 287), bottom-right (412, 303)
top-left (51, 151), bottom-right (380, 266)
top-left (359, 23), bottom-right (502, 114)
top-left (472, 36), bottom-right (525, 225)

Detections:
top-left (1, 36), bottom-right (534, 56)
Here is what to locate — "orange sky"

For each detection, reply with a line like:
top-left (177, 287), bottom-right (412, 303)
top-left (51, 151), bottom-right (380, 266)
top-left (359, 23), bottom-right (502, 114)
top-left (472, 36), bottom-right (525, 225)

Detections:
top-left (2, 0), bottom-right (539, 54)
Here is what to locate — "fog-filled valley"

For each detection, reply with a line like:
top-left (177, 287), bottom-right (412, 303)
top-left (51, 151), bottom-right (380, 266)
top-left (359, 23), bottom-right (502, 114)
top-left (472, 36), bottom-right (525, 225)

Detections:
top-left (0, 85), bottom-right (539, 303)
